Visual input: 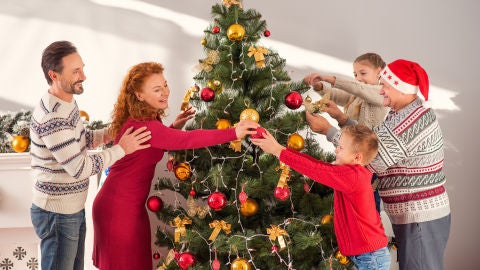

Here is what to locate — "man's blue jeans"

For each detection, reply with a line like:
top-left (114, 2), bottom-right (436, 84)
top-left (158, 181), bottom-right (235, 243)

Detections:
top-left (350, 247), bottom-right (391, 270)
top-left (30, 204), bottom-right (86, 270)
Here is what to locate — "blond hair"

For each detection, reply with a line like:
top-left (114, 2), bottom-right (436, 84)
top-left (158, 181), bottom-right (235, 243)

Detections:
top-left (341, 125), bottom-right (378, 164)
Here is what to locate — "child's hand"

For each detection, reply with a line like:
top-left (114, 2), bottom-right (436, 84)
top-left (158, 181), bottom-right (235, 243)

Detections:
top-left (323, 100), bottom-right (349, 126)
top-left (250, 129), bottom-right (285, 158)
top-left (303, 73), bottom-right (323, 85)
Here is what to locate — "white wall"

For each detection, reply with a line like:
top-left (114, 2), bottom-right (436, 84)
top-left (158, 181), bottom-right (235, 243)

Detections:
top-left (1, 0), bottom-right (478, 269)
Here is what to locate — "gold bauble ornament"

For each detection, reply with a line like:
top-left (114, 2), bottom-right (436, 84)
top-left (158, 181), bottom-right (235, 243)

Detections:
top-left (230, 258), bottom-right (250, 270)
top-left (201, 38), bottom-right (207, 46)
top-left (206, 80), bottom-right (224, 94)
top-left (334, 250), bottom-right (351, 265)
top-left (216, 119), bottom-right (232, 130)
top-left (287, 133), bottom-right (305, 151)
top-left (11, 135), bottom-right (30, 153)
top-left (321, 214), bottom-right (333, 225)
top-left (239, 108), bottom-right (260, 123)
top-left (240, 198), bottom-right (258, 217)
top-left (79, 110), bottom-right (89, 121)
top-left (226, 23), bottom-right (246, 41)
top-left (174, 162), bottom-right (192, 181)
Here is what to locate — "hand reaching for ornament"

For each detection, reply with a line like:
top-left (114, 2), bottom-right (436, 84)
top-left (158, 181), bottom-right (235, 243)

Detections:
top-left (117, 126), bottom-right (151, 154)
top-left (234, 120), bottom-right (259, 139)
top-left (305, 111), bottom-right (333, 135)
top-left (322, 100), bottom-right (349, 126)
top-left (250, 128), bottom-right (286, 158)
top-left (172, 107), bottom-right (196, 129)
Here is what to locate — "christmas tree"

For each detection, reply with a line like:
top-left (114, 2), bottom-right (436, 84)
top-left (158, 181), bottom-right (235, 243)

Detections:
top-left (0, 110), bottom-right (32, 153)
top-left (152, 1), bottom-right (351, 269)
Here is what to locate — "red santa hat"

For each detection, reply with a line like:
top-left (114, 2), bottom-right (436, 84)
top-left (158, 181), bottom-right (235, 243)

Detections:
top-left (379, 59), bottom-right (430, 101)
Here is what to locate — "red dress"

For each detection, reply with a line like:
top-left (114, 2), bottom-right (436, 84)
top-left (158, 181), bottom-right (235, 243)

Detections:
top-left (92, 118), bottom-right (236, 270)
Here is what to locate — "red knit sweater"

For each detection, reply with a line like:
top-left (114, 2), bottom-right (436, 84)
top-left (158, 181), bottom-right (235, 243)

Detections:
top-left (279, 149), bottom-right (388, 256)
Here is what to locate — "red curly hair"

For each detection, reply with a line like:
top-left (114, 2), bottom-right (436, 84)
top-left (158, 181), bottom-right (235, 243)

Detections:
top-left (110, 62), bottom-right (167, 138)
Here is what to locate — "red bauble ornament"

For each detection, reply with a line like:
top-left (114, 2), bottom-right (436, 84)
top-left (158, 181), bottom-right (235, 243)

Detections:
top-left (201, 87), bottom-right (215, 102)
top-left (284, 91), bottom-right (303, 110)
top-left (146, 195), bottom-right (163, 212)
top-left (189, 189), bottom-right (196, 197)
top-left (250, 126), bottom-right (267, 139)
top-left (177, 252), bottom-right (196, 270)
top-left (153, 251), bottom-right (161, 260)
top-left (274, 186), bottom-right (290, 201)
top-left (264, 30), bottom-right (271, 37)
top-left (271, 245), bottom-right (278, 253)
top-left (238, 190), bottom-right (248, 204)
top-left (208, 191), bottom-right (227, 211)
top-left (212, 259), bottom-right (221, 270)
top-left (213, 26), bottom-right (220, 33)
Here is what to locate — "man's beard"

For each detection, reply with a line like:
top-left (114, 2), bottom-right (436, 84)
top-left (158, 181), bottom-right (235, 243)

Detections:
top-left (63, 80), bottom-right (84, 95)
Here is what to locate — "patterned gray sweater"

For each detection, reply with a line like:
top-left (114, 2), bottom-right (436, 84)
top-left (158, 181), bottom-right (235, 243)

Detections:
top-left (327, 98), bottom-right (450, 224)
top-left (30, 92), bottom-right (124, 214)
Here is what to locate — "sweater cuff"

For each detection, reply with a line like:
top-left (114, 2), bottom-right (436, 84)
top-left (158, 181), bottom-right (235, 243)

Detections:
top-left (326, 126), bottom-right (341, 146)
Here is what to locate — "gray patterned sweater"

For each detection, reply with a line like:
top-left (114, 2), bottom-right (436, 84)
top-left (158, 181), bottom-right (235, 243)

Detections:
top-left (30, 92), bottom-right (125, 214)
top-left (327, 98), bottom-right (450, 224)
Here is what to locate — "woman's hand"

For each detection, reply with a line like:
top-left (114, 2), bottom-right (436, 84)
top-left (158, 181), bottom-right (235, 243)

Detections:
top-left (172, 107), bottom-right (196, 129)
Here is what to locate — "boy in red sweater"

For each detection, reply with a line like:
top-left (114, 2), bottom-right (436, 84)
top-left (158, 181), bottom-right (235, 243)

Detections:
top-left (251, 125), bottom-right (390, 270)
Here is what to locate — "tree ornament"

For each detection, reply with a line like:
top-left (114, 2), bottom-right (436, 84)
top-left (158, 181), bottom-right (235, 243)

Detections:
top-left (207, 80), bottom-right (224, 94)
top-left (146, 195), bottom-right (163, 212)
top-left (212, 259), bottom-right (221, 270)
top-left (284, 91), bottom-right (303, 110)
top-left (201, 87), bottom-right (215, 102)
top-left (189, 188), bottom-right (196, 197)
top-left (271, 245), bottom-right (278, 253)
top-left (158, 249), bottom-right (175, 270)
top-left (166, 156), bottom-right (177, 171)
top-left (169, 216), bottom-right (192, 242)
top-left (239, 108), bottom-right (260, 122)
top-left (79, 110), bottom-right (89, 121)
top-left (240, 198), bottom-right (258, 217)
top-left (250, 126), bottom-right (267, 139)
top-left (174, 162), bottom-right (192, 181)
top-left (287, 133), bottom-right (305, 151)
top-left (274, 186), bottom-right (290, 201)
top-left (186, 195), bottom-right (209, 218)
top-left (264, 29), bottom-right (271, 37)
top-left (231, 257), bottom-right (250, 270)
top-left (208, 191), bottom-right (227, 211)
top-left (321, 214), bottom-right (333, 225)
top-left (226, 23), bottom-right (246, 41)
top-left (222, 0), bottom-right (242, 8)
top-left (247, 45), bottom-right (268, 68)
top-left (201, 38), bottom-right (207, 46)
top-left (304, 91), bottom-right (331, 113)
top-left (303, 181), bottom-right (310, 193)
top-left (208, 220), bottom-right (231, 241)
top-left (180, 85), bottom-right (200, 111)
top-left (334, 250), bottom-right (351, 265)
top-left (216, 119), bottom-right (232, 130)
top-left (212, 26), bottom-right (220, 33)
top-left (238, 183), bottom-right (248, 204)
top-left (177, 252), bottom-right (196, 270)
top-left (267, 224), bottom-right (289, 250)
top-left (153, 251), bottom-right (161, 260)
top-left (11, 135), bottom-right (30, 153)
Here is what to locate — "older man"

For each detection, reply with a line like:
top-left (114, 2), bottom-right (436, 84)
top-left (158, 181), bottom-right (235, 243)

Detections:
top-left (305, 59), bottom-right (450, 270)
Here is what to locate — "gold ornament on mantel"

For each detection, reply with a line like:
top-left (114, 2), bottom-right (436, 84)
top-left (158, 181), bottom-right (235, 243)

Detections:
top-left (247, 46), bottom-right (268, 68)
top-left (11, 135), bottom-right (30, 153)
top-left (227, 23), bottom-right (246, 41)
